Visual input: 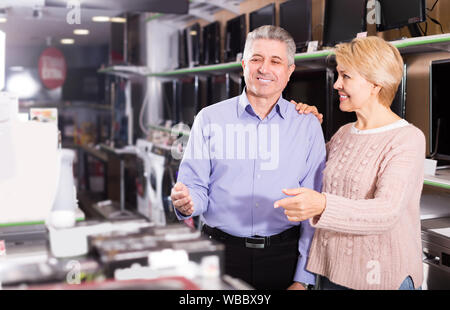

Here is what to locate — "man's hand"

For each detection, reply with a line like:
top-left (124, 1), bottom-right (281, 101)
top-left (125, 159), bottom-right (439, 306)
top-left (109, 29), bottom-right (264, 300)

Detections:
top-left (171, 182), bottom-right (194, 216)
top-left (274, 188), bottom-right (326, 222)
top-left (290, 100), bottom-right (323, 124)
top-left (287, 282), bottom-right (307, 290)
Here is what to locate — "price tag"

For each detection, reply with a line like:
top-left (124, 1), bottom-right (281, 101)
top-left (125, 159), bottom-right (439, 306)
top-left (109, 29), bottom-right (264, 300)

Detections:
top-left (307, 41), bottom-right (319, 53)
top-left (357, 32), bottom-right (368, 38)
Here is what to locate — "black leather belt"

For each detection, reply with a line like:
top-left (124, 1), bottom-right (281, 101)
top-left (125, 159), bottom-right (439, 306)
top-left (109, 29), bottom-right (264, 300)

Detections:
top-left (202, 224), bottom-right (300, 249)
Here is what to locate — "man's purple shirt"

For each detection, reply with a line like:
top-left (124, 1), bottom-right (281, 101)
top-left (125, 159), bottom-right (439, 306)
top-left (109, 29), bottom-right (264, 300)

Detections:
top-left (176, 90), bottom-right (326, 284)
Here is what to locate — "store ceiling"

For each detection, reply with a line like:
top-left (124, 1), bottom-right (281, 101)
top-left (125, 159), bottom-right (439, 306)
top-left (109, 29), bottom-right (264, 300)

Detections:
top-left (0, 6), bottom-right (120, 47)
top-left (0, 0), bottom-right (189, 48)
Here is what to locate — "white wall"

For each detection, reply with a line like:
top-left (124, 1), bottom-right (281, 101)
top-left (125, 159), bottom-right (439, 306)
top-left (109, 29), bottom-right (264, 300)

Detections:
top-left (144, 19), bottom-right (180, 127)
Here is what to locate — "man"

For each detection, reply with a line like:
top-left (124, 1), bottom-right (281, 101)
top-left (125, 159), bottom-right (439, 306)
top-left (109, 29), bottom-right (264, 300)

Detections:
top-left (171, 26), bottom-right (325, 290)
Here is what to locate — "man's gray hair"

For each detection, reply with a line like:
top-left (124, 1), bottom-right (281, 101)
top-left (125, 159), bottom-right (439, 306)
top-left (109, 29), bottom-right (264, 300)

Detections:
top-left (243, 25), bottom-right (296, 66)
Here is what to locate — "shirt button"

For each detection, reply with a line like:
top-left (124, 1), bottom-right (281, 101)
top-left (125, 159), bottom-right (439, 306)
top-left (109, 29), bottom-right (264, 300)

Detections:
top-left (332, 181), bottom-right (338, 187)
top-left (257, 174), bottom-right (261, 179)
top-left (255, 203), bottom-right (259, 207)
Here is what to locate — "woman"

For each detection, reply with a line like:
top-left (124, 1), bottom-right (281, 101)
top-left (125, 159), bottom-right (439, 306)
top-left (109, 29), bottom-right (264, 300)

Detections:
top-left (275, 36), bottom-right (425, 290)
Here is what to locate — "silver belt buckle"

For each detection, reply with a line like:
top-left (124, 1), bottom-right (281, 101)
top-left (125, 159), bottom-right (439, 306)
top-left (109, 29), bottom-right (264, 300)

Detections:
top-left (245, 237), bottom-right (266, 249)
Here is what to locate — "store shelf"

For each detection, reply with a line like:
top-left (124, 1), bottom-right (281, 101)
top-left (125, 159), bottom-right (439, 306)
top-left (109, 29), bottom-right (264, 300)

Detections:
top-left (424, 168), bottom-right (450, 190)
top-left (98, 33), bottom-right (450, 79)
top-left (147, 123), bottom-right (190, 136)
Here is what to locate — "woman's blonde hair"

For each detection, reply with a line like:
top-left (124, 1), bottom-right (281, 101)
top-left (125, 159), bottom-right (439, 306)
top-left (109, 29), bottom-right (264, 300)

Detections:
top-left (334, 36), bottom-right (404, 107)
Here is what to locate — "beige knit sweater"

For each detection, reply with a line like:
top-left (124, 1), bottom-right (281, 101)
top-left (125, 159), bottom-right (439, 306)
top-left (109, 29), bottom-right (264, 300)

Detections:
top-left (306, 122), bottom-right (425, 290)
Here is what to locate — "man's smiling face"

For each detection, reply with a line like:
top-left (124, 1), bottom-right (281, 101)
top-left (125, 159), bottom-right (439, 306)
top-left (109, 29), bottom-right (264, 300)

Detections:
top-left (242, 39), bottom-right (295, 100)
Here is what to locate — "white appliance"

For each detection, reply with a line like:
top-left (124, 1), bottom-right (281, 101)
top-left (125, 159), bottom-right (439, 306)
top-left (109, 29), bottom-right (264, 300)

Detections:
top-left (136, 139), bottom-right (166, 226)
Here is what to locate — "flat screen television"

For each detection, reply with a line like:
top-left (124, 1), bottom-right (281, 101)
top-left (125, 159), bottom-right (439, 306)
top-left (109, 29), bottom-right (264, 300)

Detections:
top-left (376, 0), bottom-right (426, 32)
top-left (225, 14), bottom-right (246, 62)
top-left (126, 13), bottom-right (141, 65)
top-left (323, 0), bottom-right (367, 47)
top-left (110, 17), bottom-right (126, 65)
top-left (62, 67), bottom-right (105, 102)
top-left (162, 80), bottom-right (177, 122)
top-left (178, 29), bottom-right (188, 69)
top-left (279, 0), bottom-right (312, 52)
top-left (187, 23), bottom-right (201, 67)
top-left (391, 64), bottom-right (407, 118)
top-left (249, 4), bottom-right (275, 31)
top-left (178, 77), bottom-right (198, 126)
top-left (207, 75), bottom-right (228, 106)
top-left (202, 21), bottom-right (221, 65)
top-left (429, 59), bottom-right (450, 162)
top-left (284, 69), bottom-right (328, 138)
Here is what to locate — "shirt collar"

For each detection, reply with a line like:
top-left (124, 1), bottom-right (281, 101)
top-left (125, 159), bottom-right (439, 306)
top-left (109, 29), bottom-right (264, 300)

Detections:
top-left (237, 88), bottom-right (287, 120)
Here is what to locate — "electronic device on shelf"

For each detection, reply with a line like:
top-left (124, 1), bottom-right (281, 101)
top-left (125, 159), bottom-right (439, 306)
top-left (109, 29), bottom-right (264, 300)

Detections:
top-left (429, 59), bottom-right (450, 163)
top-left (202, 21), bottom-right (221, 65)
top-left (376, 0), bottom-right (426, 37)
top-left (322, 0), bottom-right (367, 47)
top-left (249, 3), bottom-right (275, 32)
top-left (225, 14), bottom-right (246, 63)
top-left (279, 0), bottom-right (312, 52)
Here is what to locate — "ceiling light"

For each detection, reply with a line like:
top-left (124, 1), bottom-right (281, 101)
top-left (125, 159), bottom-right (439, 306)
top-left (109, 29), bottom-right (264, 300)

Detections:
top-left (60, 38), bottom-right (75, 45)
top-left (0, 17), bottom-right (7, 23)
top-left (110, 17), bottom-right (127, 23)
top-left (73, 29), bottom-right (89, 35)
top-left (9, 66), bottom-right (24, 72)
top-left (92, 16), bottom-right (110, 22)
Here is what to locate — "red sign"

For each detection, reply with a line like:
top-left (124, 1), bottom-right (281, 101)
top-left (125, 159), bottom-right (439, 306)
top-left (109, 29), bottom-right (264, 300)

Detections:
top-left (38, 47), bottom-right (67, 89)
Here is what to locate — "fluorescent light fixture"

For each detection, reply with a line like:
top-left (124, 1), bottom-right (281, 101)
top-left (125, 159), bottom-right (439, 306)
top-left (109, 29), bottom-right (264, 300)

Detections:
top-left (9, 66), bottom-right (24, 72)
top-left (0, 17), bottom-right (7, 23)
top-left (73, 29), bottom-right (89, 35)
top-left (92, 16), bottom-right (110, 22)
top-left (60, 38), bottom-right (75, 44)
top-left (110, 17), bottom-right (126, 23)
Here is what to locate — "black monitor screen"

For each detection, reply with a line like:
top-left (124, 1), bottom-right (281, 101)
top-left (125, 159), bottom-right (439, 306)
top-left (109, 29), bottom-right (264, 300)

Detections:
top-left (323, 0), bottom-right (366, 47)
top-left (162, 81), bottom-right (176, 122)
top-left (110, 20), bottom-right (125, 65)
top-left (178, 77), bottom-right (198, 126)
top-left (377, 0), bottom-right (426, 31)
top-left (207, 75), bottom-right (228, 106)
top-left (249, 4), bottom-right (275, 31)
top-left (202, 21), bottom-right (221, 65)
top-left (178, 29), bottom-right (188, 69)
top-left (187, 23), bottom-right (201, 67)
top-left (430, 59), bottom-right (450, 159)
top-left (225, 14), bottom-right (246, 62)
top-left (391, 64), bottom-right (407, 118)
top-left (284, 70), bottom-right (327, 138)
top-left (279, 0), bottom-right (312, 51)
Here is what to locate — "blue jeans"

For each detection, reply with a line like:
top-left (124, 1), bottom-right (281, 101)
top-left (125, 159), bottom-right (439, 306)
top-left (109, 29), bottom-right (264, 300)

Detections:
top-left (318, 275), bottom-right (422, 290)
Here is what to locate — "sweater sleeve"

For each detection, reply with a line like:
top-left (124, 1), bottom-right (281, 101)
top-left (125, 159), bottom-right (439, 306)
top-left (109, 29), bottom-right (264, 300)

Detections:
top-left (310, 129), bottom-right (425, 235)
